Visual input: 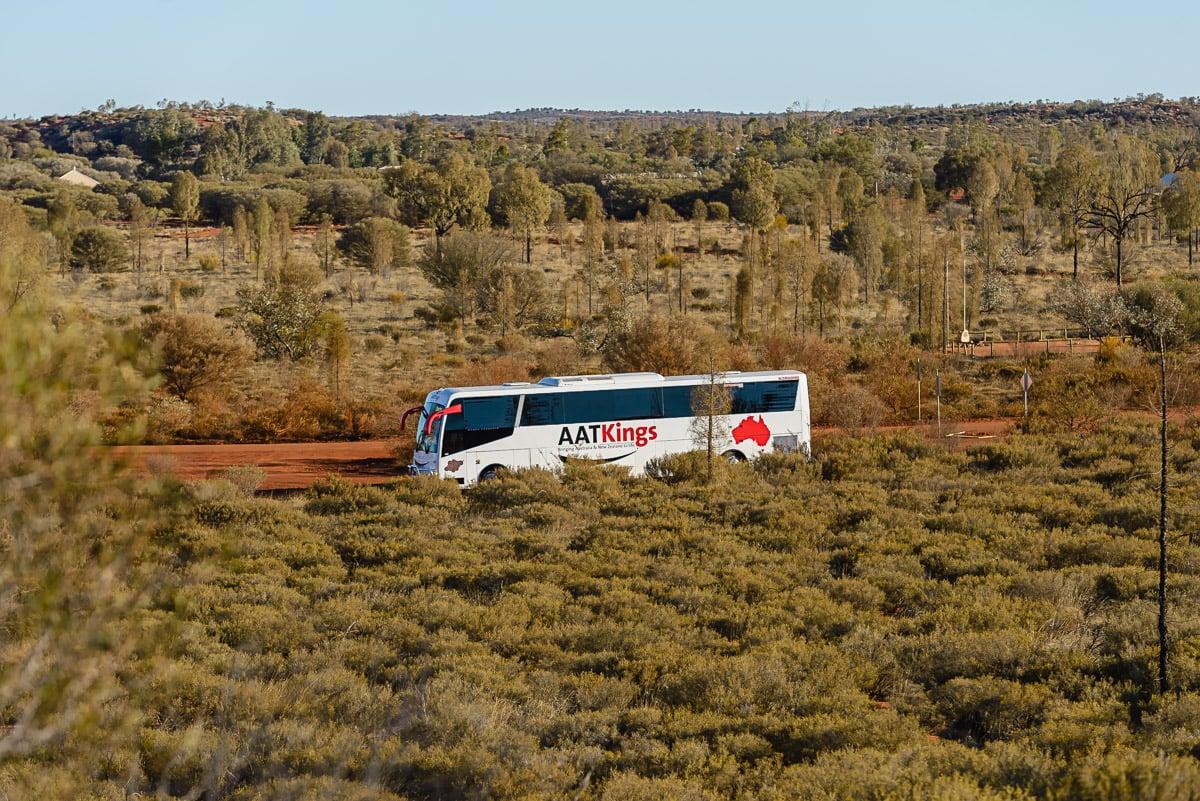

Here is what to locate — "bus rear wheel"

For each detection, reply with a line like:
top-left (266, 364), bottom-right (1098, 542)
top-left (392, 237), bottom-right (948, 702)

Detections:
top-left (478, 465), bottom-right (506, 483)
top-left (722, 450), bottom-right (746, 464)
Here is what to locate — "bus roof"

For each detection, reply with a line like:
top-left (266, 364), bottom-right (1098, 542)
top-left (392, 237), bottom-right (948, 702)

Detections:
top-left (429, 370), bottom-right (806, 400)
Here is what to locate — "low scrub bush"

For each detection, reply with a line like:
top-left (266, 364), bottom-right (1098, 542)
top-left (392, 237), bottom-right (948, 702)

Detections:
top-left (12, 427), bottom-right (1200, 799)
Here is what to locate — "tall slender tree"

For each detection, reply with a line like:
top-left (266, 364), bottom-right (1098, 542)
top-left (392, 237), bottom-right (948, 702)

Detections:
top-left (1044, 144), bottom-right (1102, 279)
top-left (846, 202), bottom-right (886, 303)
top-left (691, 198), bottom-right (707, 260)
top-left (495, 163), bottom-right (552, 264)
top-left (170, 170), bottom-right (200, 260)
top-left (908, 180), bottom-right (928, 336)
top-left (313, 214), bottom-right (336, 277)
top-left (1164, 169), bottom-right (1200, 266)
top-left (251, 197), bottom-right (273, 282)
top-left (1124, 286), bottom-right (1185, 694)
top-left (730, 157), bottom-right (777, 230)
top-left (127, 196), bottom-right (148, 275)
top-left (689, 359), bottom-right (733, 483)
top-left (47, 191), bottom-right (77, 275)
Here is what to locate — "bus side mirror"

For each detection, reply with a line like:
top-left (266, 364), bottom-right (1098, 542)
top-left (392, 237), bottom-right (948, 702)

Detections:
top-left (400, 406), bottom-right (424, 431)
top-left (424, 403), bottom-right (462, 436)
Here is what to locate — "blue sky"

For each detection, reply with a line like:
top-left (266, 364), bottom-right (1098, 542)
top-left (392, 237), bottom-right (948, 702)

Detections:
top-left (3, 0), bottom-right (1196, 118)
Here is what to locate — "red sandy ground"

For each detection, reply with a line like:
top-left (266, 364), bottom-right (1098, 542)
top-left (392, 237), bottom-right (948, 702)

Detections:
top-left (112, 419), bottom-right (1017, 491)
top-left (111, 439), bottom-right (402, 491)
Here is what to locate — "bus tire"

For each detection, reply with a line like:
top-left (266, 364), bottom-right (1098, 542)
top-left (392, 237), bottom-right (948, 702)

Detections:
top-left (478, 465), bottom-right (505, 483)
top-left (722, 449), bottom-right (746, 463)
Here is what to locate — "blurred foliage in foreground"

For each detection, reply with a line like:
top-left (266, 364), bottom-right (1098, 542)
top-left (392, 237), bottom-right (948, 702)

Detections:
top-left (7, 390), bottom-right (1200, 795)
top-left (1, 228), bottom-right (181, 794)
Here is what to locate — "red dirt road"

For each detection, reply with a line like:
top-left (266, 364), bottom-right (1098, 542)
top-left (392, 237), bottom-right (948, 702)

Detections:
top-left (112, 439), bottom-right (402, 491)
top-left (112, 420), bottom-right (1018, 491)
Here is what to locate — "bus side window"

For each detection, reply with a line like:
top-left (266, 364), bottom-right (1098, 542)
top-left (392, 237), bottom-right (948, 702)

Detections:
top-left (611, 388), bottom-right (662, 420)
top-left (731, 380), bottom-right (799, 414)
top-left (662, 386), bottom-right (694, 418)
top-left (520, 393), bottom-right (561, 426)
top-left (560, 388), bottom-right (661, 424)
top-left (442, 395), bottom-right (520, 455)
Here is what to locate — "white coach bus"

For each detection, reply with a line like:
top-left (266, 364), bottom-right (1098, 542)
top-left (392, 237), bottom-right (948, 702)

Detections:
top-left (405, 370), bottom-right (810, 486)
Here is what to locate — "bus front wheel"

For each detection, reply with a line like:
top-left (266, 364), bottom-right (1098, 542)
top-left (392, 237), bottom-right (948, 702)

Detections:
top-left (722, 450), bottom-right (746, 464)
top-left (478, 465), bottom-right (505, 483)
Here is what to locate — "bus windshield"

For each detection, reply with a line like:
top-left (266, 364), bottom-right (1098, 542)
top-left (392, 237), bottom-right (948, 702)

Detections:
top-left (415, 400), bottom-right (444, 454)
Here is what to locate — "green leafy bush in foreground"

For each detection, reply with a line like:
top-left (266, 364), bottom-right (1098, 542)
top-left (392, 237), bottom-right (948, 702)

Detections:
top-left (7, 424), bottom-right (1200, 799)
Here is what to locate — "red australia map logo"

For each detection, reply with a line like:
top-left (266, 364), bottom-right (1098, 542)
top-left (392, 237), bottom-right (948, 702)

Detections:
top-left (732, 416), bottom-right (771, 447)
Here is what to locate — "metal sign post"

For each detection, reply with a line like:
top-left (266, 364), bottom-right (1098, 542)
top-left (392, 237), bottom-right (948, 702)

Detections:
top-left (1021, 368), bottom-right (1033, 428)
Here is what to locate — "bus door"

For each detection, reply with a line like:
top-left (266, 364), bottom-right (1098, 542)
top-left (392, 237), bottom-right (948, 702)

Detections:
top-left (439, 394), bottom-right (526, 480)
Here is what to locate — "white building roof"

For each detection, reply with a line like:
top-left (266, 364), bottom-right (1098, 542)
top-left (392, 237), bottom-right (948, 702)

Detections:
top-left (56, 167), bottom-right (99, 189)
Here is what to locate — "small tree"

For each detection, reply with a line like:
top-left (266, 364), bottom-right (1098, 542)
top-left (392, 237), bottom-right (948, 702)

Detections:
top-left (0, 198), bottom-right (45, 311)
top-left (602, 314), bottom-right (721, 375)
top-left (319, 310), bottom-right (351, 403)
top-left (416, 230), bottom-right (515, 324)
top-left (811, 254), bottom-right (856, 337)
top-left (479, 265), bottom-right (547, 335)
top-left (1124, 286), bottom-right (1186, 695)
top-left (689, 362), bottom-right (732, 483)
top-left (384, 153), bottom-right (491, 247)
top-left (232, 204), bottom-right (250, 263)
top-left (47, 190), bottom-right (78, 274)
top-left (141, 312), bottom-right (254, 401)
top-left (313, 213), bottom-right (336, 276)
top-left (336, 217), bottom-right (411, 276)
top-left (730, 157), bottom-right (777, 230)
top-left (126, 195), bottom-right (148, 274)
top-left (691, 197), bottom-right (708, 258)
top-left (1163, 169), bottom-right (1200, 266)
top-left (1046, 280), bottom-right (1127, 337)
top-left (235, 261), bottom-right (327, 360)
top-left (734, 264), bottom-right (753, 337)
top-left (495, 162), bottom-right (552, 264)
top-left (251, 197), bottom-right (273, 282)
top-left (656, 252), bottom-right (685, 313)
top-left (845, 202), bottom-right (886, 303)
top-left (837, 169), bottom-right (865, 221)
top-left (170, 170), bottom-right (200, 259)
top-left (1044, 144), bottom-right (1102, 279)
top-left (1012, 171), bottom-right (1037, 253)
top-left (70, 226), bottom-right (128, 273)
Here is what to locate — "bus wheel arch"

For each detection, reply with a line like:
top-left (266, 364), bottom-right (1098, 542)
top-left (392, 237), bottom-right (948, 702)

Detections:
top-left (477, 464), bottom-right (506, 483)
top-left (721, 449), bottom-right (747, 463)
